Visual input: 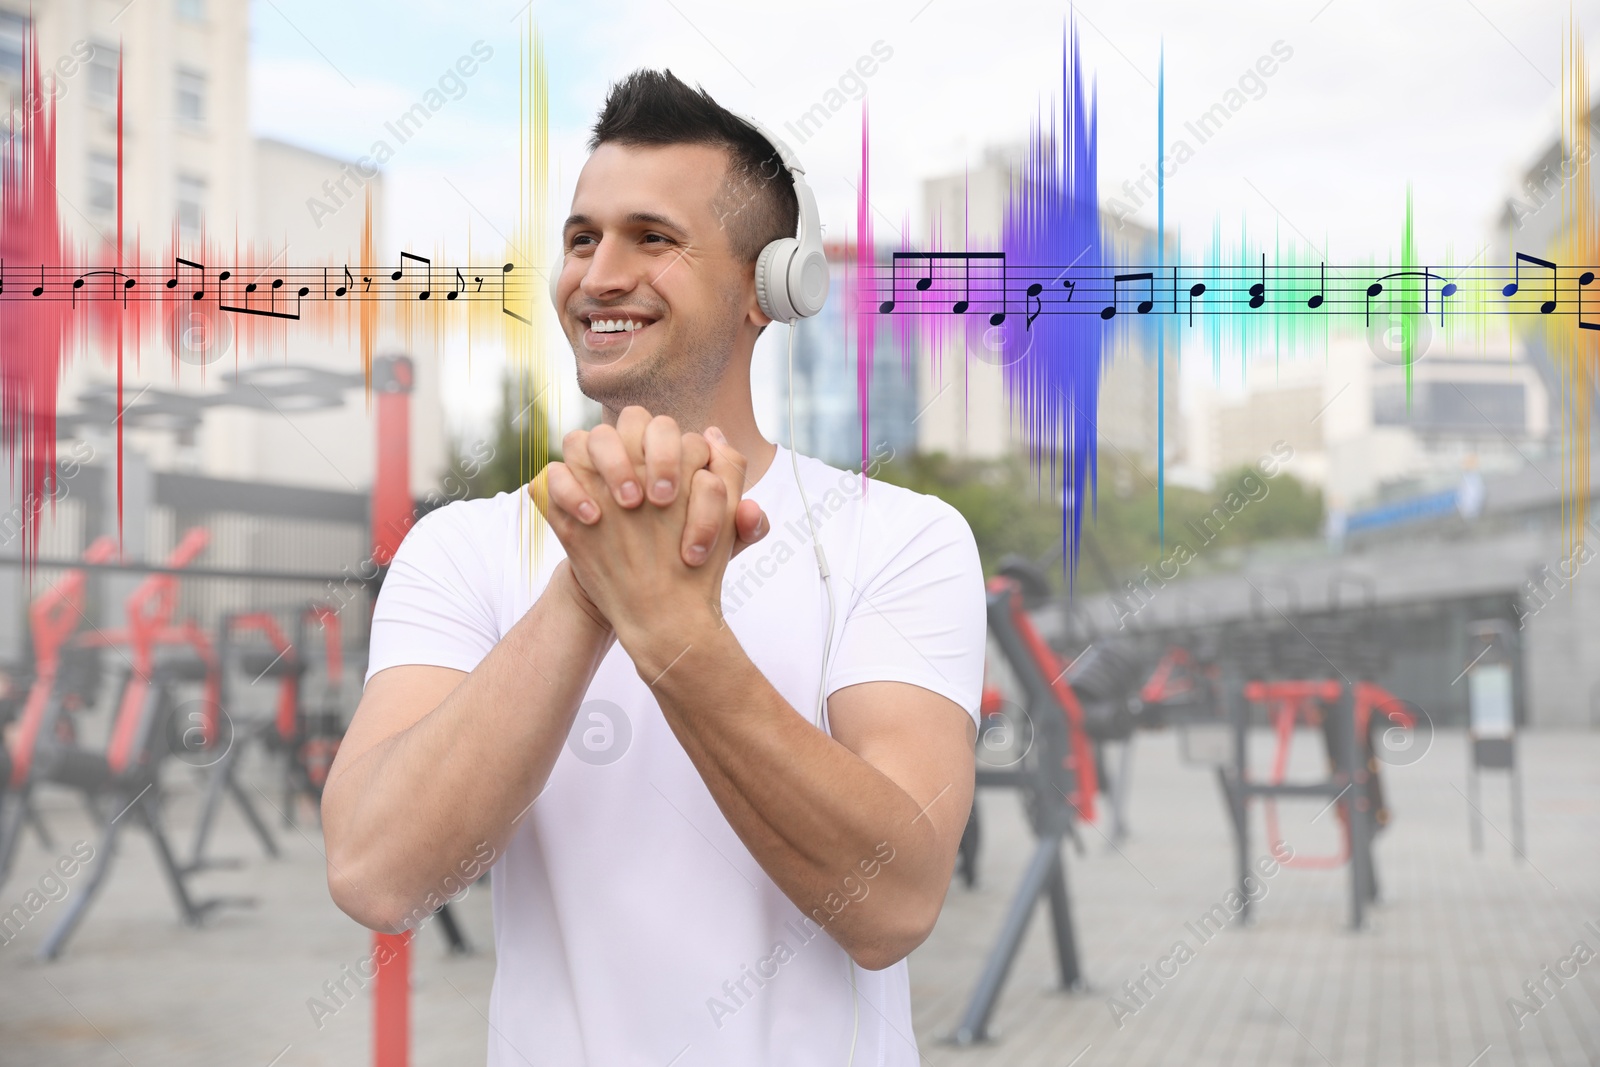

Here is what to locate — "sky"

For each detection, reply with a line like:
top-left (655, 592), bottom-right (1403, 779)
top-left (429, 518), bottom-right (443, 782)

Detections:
top-left (248, 0), bottom-right (1600, 433)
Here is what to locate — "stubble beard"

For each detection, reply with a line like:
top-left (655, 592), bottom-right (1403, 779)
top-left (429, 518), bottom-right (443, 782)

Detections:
top-left (571, 293), bottom-right (743, 425)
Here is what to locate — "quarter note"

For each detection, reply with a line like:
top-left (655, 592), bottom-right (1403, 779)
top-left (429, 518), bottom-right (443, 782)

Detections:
top-left (32, 264), bottom-right (43, 297)
top-left (1307, 262), bottom-right (1325, 309)
top-left (1248, 254), bottom-right (1266, 309)
top-left (1187, 281), bottom-right (1206, 326)
top-left (70, 269), bottom-right (136, 307)
top-left (1502, 251), bottom-right (1557, 313)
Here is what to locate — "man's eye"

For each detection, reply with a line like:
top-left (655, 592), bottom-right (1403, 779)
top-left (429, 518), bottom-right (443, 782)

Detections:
top-left (569, 235), bottom-right (596, 250)
top-left (643, 233), bottom-right (672, 245)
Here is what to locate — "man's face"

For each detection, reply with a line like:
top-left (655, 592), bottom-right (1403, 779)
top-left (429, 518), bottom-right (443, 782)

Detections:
top-left (556, 142), bottom-right (762, 417)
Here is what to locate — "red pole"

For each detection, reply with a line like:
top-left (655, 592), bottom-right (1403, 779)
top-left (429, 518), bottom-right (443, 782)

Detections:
top-left (370, 354), bottom-right (415, 1067)
top-left (373, 933), bottom-right (412, 1067)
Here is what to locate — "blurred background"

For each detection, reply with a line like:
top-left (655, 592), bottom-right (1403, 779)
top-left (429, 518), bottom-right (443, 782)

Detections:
top-left (1, 1), bottom-right (1598, 1064)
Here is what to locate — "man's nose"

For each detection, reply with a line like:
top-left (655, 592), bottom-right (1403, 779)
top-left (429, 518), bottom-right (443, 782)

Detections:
top-left (578, 236), bottom-right (638, 301)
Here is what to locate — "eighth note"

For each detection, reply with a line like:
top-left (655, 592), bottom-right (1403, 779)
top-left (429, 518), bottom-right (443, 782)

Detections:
top-left (1101, 272), bottom-right (1154, 320)
top-left (1502, 251), bottom-right (1557, 314)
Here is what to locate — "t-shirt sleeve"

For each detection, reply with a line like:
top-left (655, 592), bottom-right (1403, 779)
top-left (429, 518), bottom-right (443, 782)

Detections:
top-left (364, 500), bottom-right (504, 685)
top-left (825, 495), bottom-right (987, 724)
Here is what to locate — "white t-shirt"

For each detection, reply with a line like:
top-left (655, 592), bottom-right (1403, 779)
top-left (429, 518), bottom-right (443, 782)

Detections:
top-left (366, 446), bottom-right (986, 1067)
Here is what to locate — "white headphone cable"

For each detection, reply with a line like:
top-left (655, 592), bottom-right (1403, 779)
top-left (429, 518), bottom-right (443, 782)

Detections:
top-left (782, 318), bottom-right (857, 1067)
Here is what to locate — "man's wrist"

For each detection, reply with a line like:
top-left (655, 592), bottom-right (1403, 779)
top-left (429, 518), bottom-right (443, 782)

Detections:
top-left (618, 602), bottom-right (730, 687)
top-left (546, 560), bottom-right (614, 640)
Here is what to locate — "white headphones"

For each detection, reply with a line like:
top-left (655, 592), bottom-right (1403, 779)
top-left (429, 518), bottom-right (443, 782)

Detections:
top-left (548, 114), bottom-right (829, 323)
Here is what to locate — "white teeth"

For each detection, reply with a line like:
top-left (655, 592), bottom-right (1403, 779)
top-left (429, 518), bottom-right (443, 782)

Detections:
top-left (590, 318), bottom-right (648, 333)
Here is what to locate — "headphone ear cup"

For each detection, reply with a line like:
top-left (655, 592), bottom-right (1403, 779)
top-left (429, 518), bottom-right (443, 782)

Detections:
top-left (548, 253), bottom-right (563, 311)
top-left (788, 246), bottom-right (830, 319)
top-left (756, 238), bottom-right (798, 323)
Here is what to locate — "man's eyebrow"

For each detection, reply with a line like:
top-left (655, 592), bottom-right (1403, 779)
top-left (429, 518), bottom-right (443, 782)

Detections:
top-left (562, 211), bottom-right (690, 235)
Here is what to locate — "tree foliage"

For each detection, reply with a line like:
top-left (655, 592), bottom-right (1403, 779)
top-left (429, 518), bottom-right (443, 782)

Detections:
top-left (452, 369), bottom-right (561, 500)
top-left (874, 451), bottom-right (1323, 594)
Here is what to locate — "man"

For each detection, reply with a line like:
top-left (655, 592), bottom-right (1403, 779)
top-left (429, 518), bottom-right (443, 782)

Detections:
top-left (322, 69), bottom-right (984, 1065)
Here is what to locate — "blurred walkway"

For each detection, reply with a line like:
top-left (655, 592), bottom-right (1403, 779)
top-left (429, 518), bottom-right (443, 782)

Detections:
top-left (1, 729), bottom-right (1596, 1066)
top-left (912, 729), bottom-right (1600, 1067)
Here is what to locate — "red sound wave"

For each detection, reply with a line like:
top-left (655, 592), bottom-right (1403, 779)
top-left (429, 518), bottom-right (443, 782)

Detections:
top-left (0, 25), bottom-right (70, 563)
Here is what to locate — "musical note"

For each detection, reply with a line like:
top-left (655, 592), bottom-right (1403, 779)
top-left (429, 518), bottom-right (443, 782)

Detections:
top-left (220, 270), bottom-right (303, 320)
top-left (165, 257), bottom-right (205, 300)
top-left (32, 264), bottom-right (43, 297)
top-left (70, 269), bottom-right (136, 308)
top-left (1026, 283), bottom-right (1043, 330)
top-left (1580, 271), bottom-right (1599, 331)
top-left (1502, 251), bottom-right (1557, 314)
top-left (878, 251), bottom-right (1007, 324)
top-left (501, 262), bottom-right (530, 324)
top-left (1248, 254), bottom-right (1266, 309)
top-left (334, 265), bottom-right (353, 298)
top-left (392, 251), bottom-right (432, 300)
top-left (446, 268), bottom-right (466, 301)
top-left (1367, 269), bottom-right (1453, 326)
top-left (1307, 263), bottom-right (1325, 309)
top-left (1101, 272), bottom-right (1154, 320)
top-left (1187, 281), bottom-right (1206, 326)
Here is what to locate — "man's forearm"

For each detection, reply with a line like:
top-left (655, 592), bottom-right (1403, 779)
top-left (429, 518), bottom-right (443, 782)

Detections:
top-left (323, 564), bottom-right (613, 930)
top-left (639, 620), bottom-right (956, 970)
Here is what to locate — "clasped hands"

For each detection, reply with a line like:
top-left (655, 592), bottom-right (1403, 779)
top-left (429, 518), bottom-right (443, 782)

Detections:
top-left (530, 406), bottom-right (769, 670)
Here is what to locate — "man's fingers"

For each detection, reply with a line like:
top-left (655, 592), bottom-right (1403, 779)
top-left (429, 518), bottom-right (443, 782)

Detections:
top-left (643, 415), bottom-right (683, 505)
top-left (703, 426), bottom-right (748, 499)
top-left (729, 500), bottom-right (769, 560)
top-left (587, 424), bottom-right (643, 508)
top-left (528, 466), bottom-right (579, 542)
top-left (544, 462), bottom-right (601, 525)
top-left (679, 430), bottom-right (711, 476)
top-left (616, 406), bottom-right (651, 465)
top-left (680, 468), bottom-right (729, 566)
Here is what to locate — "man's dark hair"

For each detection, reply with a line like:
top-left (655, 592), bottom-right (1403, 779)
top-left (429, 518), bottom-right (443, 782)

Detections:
top-left (589, 69), bottom-right (799, 264)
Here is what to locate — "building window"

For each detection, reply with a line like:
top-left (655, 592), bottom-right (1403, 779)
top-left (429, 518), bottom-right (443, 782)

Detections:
top-left (176, 173), bottom-right (205, 240)
top-left (175, 67), bottom-right (205, 127)
top-left (0, 11), bottom-right (24, 85)
top-left (89, 153), bottom-right (116, 217)
top-left (88, 41), bottom-right (117, 109)
top-left (176, 0), bottom-right (204, 21)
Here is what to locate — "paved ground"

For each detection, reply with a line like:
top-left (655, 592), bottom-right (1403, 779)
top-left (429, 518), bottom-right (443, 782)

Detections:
top-left (1, 728), bottom-right (1596, 1066)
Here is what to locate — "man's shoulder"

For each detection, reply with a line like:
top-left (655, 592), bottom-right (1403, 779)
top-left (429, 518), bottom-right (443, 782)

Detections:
top-left (793, 451), bottom-right (972, 540)
top-left (392, 490), bottom-right (544, 582)
top-left (406, 489), bottom-right (530, 546)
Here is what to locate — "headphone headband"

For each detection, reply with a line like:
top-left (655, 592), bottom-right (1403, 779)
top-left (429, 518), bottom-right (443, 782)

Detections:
top-left (731, 113), bottom-right (829, 323)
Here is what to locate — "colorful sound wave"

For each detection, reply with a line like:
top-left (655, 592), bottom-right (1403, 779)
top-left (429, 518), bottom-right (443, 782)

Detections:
top-left (3, 11), bottom-right (1598, 583)
top-left (0, 24), bottom-right (546, 563)
top-left (851, 16), bottom-right (1600, 577)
